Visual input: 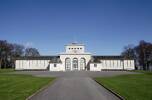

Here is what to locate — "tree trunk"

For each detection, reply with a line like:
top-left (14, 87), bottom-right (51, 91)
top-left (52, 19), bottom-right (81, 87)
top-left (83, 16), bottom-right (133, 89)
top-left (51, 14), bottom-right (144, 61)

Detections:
top-left (0, 59), bottom-right (2, 69)
top-left (4, 57), bottom-right (7, 69)
top-left (4, 61), bottom-right (6, 69)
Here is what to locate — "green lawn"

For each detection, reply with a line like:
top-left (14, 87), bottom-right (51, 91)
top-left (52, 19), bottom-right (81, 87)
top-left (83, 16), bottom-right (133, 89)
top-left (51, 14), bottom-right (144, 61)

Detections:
top-left (0, 68), bottom-right (14, 73)
top-left (0, 69), bottom-right (55, 100)
top-left (95, 71), bottom-right (152, 100)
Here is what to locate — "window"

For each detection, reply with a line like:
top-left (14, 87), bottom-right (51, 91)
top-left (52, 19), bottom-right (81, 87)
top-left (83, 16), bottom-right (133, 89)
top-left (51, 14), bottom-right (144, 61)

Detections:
top-left (77, 48), bottom-right (79, 49)
top-left (117, 60), bottom-right (118, 67)
top-left (69, 48), bottom-right (70, 50)
top-left (80, 58), bottom-right (86, 70)
top-left (65, 58), bottom-right (71, 70)
top-left (73, 58), bottom-right (78, 70)
top-left (105, 60), bottom-right (107, 67)
top-left (80, 48), bottom-right (82, 49)
top-left (54, 64), bottom-right (57, 67)
top-left (94, 64), bottom-right (97, 67)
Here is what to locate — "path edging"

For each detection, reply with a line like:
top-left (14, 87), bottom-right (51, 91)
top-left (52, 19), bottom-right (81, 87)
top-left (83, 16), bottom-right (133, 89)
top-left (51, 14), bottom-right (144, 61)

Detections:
top-left (94, 79), bottom-right (125, 100)
top-left (26, 78), bottom-right (57, 100)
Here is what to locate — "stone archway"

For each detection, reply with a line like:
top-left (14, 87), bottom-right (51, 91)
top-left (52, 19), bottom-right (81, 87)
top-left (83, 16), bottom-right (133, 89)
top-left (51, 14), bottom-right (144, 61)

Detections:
top-left (80, 58), bottom-right (86, 70)
top-left (65, 58), bottom-right (71, 71)
top-left (72, 58), bottom-right (78, 70)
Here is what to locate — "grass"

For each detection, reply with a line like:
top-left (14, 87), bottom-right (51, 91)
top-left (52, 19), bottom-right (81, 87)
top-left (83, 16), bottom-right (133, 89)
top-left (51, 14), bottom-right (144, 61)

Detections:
top-left (95, 71), bottom-right (152, 100)
top-left (0, 68), bottom-right (14, 73)
top-left (0, 69), bottom-right (55, 100)
top-left (129, 70), bottom-right (152, 75)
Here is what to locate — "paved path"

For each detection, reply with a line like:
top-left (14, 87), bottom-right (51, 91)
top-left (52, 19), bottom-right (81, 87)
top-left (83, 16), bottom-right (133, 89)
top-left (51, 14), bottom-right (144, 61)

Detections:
top-left (13, 71), bottom-right (137, 100)
top-left (29, 77), bottom-right (119, 100)
top-left (14, 70), bottom-right (136, 78)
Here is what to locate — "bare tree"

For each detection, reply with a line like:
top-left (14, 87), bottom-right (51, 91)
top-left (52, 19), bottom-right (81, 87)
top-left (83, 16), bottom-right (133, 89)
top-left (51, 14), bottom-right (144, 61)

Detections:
top-left (11, 44), bottom-right (25, 57)
top-left (135, 40), bottom-right (152, 70)
top-left (25, 48), bottom-right (40, 56)
top-left (0, 40), bottom-right (13, 68)
top-left (0, 40), bottom-right (41, 68)
top-left (121, 44), bottom-right (136, 59)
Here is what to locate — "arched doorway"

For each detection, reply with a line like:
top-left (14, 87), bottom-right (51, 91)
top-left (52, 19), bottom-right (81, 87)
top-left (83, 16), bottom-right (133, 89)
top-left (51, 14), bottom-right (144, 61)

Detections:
top-left (73, 58), bottom-right (78, 70)
top-left (65, 58), bottom-right (71, 71)
top-left (80, 58), bottom-right (86, 70)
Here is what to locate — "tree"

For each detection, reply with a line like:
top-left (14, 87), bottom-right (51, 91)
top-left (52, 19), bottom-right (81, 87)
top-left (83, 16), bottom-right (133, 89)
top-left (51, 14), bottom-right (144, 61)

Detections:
top-left (11, 44), bottom-right (25, 57)
top-left (0, 40), bottom-right (13, 68)
top-left (9, 44), bottom-right (25, 68)
top-left (0, 40), bottom-right (40, 68)
top-left (121, 41), bottom-right (152, 70)
top-left (135, 40), bottom-right (152, 70)
top-left (121, 44), bottom-right (136, 59)
top-left (25, 48), bottom-right (40, 56)
top-left (121, 44), bottom-right (138, 69)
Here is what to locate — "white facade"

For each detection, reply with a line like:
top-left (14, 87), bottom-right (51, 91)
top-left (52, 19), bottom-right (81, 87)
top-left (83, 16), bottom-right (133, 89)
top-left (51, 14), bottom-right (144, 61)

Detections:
top-left (59, 54), bottom-right (91, 71)
top-left (15, 60), bottom-right (50, 70)
top-left (15, 43), bottom-right (135, 71)
top-left (49, 43), bottom-right (91, 71)
top-left (90, 60), bottom-right (135, 71)
top-left (49, 63), bottom-right (62, 71)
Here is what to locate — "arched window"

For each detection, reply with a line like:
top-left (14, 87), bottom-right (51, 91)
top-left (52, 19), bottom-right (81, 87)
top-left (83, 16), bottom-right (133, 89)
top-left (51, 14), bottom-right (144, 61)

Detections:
top-left (73, 58), bottom-right (78, 70)
top-left (80, 58), bottom-right (86, 70)
top-left (65, 58), bottom-right (71, 70)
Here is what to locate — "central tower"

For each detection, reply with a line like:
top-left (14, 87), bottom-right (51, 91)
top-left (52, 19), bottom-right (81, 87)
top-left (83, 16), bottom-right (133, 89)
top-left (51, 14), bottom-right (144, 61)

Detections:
top-left (60, 42), bottom-right (91, 71)
top-left (65, 42), bottom-right (85, 54)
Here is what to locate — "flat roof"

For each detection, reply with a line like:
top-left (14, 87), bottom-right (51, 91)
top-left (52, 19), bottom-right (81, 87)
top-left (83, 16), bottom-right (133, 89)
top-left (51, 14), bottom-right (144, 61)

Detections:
top-left (15, 55), bottom-right (134, 60)
top-left (65, 42), bottom-right (85, 46)
top-left (15, 56), bottom-right (62, 63)
top-left (92, 55), bottom-right (134, 60)
top-left (15, 56), bottom-right (59, 60)
top-left (59, 52), bottom-right (91, 55)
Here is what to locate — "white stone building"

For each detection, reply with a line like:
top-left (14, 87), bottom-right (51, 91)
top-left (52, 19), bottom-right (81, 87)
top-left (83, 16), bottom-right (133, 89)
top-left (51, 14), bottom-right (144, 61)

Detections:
top-left (15, 43), bottom-right (135, 71)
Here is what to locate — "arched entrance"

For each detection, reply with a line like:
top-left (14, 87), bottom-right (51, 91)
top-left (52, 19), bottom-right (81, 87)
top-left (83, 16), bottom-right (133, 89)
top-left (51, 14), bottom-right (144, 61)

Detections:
top-left (65, 58), bottom-right (71, 70)
top-left (73, 58), bottom-right (78, 70)
top-left (80, 58), bottom-right (86, 70)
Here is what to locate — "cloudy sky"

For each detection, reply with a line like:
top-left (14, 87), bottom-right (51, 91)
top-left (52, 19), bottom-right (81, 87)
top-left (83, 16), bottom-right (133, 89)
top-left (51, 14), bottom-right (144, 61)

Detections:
top-left (0, 0), bottom-right (152, 55)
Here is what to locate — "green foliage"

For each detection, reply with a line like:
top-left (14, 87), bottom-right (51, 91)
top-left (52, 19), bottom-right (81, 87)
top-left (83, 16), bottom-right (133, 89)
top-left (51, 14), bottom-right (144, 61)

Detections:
top-left (0, 71), bottom-right (54, 100)
top-left (95, 72), bottom-right (152, 100)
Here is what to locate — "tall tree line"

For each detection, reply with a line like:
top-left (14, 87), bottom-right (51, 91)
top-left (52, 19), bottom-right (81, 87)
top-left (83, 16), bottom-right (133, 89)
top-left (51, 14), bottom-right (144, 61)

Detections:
top-left (121, 40), bottom-right (152, 70)
top-left (0, 40), bottom-right (40, 69)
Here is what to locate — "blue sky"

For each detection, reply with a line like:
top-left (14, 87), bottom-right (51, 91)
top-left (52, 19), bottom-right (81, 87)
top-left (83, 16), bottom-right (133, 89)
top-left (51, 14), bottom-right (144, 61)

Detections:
top-left (0, 0), bottom-right (152, 55)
